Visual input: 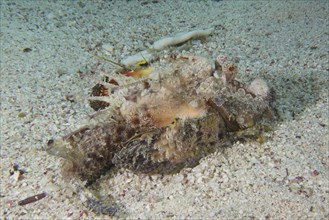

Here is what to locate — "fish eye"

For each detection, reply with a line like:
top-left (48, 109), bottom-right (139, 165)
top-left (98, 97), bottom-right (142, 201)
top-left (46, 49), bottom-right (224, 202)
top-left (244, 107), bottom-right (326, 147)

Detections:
top-left (170, 118), bottom-right (178, 126)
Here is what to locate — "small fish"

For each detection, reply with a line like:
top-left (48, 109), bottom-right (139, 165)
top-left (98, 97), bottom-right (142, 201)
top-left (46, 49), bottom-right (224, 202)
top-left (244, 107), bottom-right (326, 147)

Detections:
top-left (120, 66), bottom-right (154, 78)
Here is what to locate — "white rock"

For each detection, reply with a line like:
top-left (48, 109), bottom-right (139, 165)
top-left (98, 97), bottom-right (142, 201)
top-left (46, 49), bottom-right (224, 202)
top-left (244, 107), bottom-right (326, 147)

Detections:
top-left (152, 28), bottom-right (214, 50)
top-left (102, 43), bottom-right (114, 53)
top-left (248, 78), bottom-right (270, 98)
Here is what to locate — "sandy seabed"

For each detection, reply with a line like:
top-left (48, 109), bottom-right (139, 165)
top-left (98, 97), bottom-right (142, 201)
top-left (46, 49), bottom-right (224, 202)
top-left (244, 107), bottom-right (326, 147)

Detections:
top-left (1, 0), bottom-right (328, 219)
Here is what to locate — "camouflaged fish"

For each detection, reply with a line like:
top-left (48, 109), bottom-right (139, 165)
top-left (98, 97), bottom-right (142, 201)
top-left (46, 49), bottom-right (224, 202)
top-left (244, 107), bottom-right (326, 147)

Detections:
top-left (46, 53), bottom-right (275, 215)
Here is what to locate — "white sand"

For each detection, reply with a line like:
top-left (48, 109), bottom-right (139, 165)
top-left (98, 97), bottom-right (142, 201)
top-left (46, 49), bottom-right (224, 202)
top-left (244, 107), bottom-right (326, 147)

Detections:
top-left (1, 0), bottom-right (328, 219)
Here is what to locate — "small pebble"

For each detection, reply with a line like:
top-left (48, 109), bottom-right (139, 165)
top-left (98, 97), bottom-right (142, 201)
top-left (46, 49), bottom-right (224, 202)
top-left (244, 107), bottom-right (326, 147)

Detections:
top-left (22, 48), bottom-right (32, 53)
top-left (102, 43), bottom-right (115, 53)
top-left (18, 112), bottom-right (27, 118)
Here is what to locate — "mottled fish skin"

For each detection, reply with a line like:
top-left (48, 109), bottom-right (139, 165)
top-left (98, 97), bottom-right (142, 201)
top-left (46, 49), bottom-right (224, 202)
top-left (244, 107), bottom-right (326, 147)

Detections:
top-left (112, 110), bottom-right (227, 174)
top-left (46, 53), bottom-right (275, 215)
